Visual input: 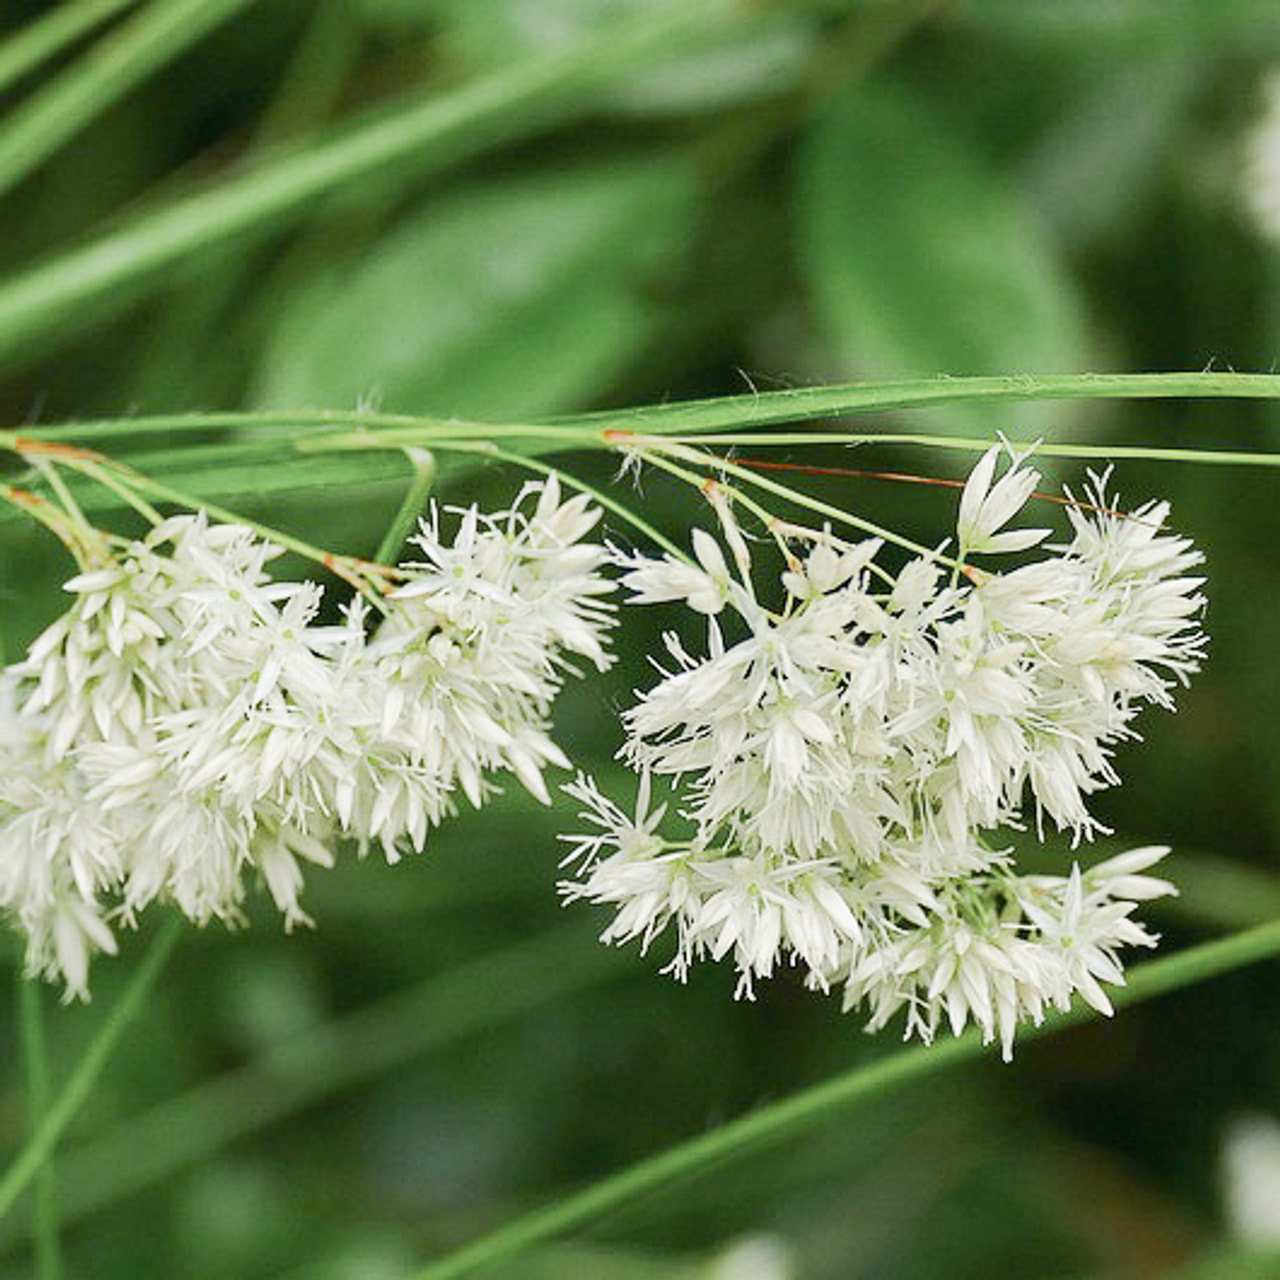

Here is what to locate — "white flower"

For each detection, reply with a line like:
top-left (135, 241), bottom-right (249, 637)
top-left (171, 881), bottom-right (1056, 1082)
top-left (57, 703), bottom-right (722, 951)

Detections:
top-left (957, 443), bottom-right (1052, 556)
top-left (1083, 844), bottom-right (1176, 901)
top-left (781, 533), bottom-right (882, 600)
top-left (42, 897), bottom-right (118, 1002)
top-left (615, 528), bottom-right (741, 615)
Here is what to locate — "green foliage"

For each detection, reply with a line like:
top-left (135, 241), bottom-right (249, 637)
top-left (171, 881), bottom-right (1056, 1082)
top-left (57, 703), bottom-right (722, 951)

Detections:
top-left (2, 2), bottom-right (1280, 1279)
top-left (798, 80), bottom-right (1089, 433)
top-left (256, 156), bottom-right (698, 419)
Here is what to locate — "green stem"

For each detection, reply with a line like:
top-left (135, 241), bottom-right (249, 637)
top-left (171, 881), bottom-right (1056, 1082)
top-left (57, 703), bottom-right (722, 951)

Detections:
top-left (0, 917), bottom-right (181, 1223)
top-left (373, 450), bottom-right (436, 566)
top-left (657, 433), bottom-right (1280, 466)
top-left (30, 460), bottom-right (94, 540)
top-left (72, 460), bottom-right (164, 526)
top-left (0, 483), bottom-right (105, 566)
top-left (7, 411), bottom-right (472, 445)
top-left (3, 925), bottom-right (626, 1241)
top-left (7, 368), bottom-right (1280, 453)
top-left (406, 919), bottom-right (1280, 1280)
top-left (96, 464), bottom-right (385, 598)
top-left (554, 371), bottom-right (1280, 434)
top-left (0, 0), bottom-right (254, 198)
top-left (651, 439), bottom-right (949, 564)
top-left (12, 372), bottom-right (1280, 455)
top-left (4, 372), bottom-right (1279, 534)
top-left (458, 442), bottom-right (689, 562)
top-left (18, 974), bottom-right (61, 1280)
top-left (0, 0), bottom-right (740, 370)
top-left (0, 0), bottom-right (136, 99)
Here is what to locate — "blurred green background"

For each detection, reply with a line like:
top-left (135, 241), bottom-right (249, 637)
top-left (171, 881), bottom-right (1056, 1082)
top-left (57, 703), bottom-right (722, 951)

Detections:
top-left (3, 2), bottom-right (1280, 1277)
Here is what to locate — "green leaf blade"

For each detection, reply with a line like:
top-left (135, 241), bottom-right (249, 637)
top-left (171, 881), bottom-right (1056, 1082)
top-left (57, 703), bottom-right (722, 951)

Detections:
top-left (254, 157), bottom-right (697, 420)
top-left (798, 82), bottom-right (1090, 434)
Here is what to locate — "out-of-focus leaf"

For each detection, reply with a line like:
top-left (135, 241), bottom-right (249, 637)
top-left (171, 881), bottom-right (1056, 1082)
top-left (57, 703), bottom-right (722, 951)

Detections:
top-left (431, 0), bottom-right (815, 116)
top-left (605, 22), bottom-right (813, 118)
top-left (349, 0), bottom-right (448, 30)
top-left (1024, 57), bottom-right (1200, 247)
top-left (798, 81), bottom-right (1090, 435)
top-left (254, 156), bottom-right (697, 420)
top-left (478, 1240), bottom-right (709, 1280)
top-left (0, 4), bottom-right (727, 376)
top-left (955, 0), bottom-right (1280, 54)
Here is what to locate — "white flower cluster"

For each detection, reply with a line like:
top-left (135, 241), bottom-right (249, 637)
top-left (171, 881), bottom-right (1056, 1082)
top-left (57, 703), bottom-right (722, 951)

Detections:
top-left (0, 478), bottom-right (611, 997)
top-left (562, 448), bottom-right (1205, 1057)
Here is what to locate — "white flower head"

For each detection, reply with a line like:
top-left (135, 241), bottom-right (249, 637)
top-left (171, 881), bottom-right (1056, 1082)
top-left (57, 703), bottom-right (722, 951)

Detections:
top-left (564, 452), bottom-right (1202, 1058)
top-left (2, 477), bottom-right (611, 996)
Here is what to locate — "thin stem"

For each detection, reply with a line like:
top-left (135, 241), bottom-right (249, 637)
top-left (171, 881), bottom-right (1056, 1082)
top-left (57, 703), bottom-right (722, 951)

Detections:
top-left (11, 411), bottom-right (484, 445)
top-left (30, 460), bottom-right (93, 539)
top-left (0, 918), bottom-right (181, 1223)
top-left (705, 467), bottom-right (800, 568)
top-left (0, 485), bottom-right (102, 566)
top-left (640, 437), bottom-right (950, 565)
top-left (0, 0), bottom-right (136, 99)
top-left (297, 422), bottom-right (609, 452)
top-left (407, 918), bottom-right (1280, 1280)
top-left (472, 443), bottom-right (689, 563)
top-left (18, 974), bottom-right (61, 1280)
top-left (1, 924), bottom-right (626, 1240)
top-left (103, 466), bottom-right (387, 605)
top-left (651, 432), bottom-right (1280, 466)
top-left (373, 450), bottom-right (436, 567)
top-left (12, 372), bottom-right (1280, 459)
top-left (70, 460), bottom-right (164, 526)
top-left (0, 0), bottom-right (255, 198)
top-left (564, 371), bottom-right (1280, 434)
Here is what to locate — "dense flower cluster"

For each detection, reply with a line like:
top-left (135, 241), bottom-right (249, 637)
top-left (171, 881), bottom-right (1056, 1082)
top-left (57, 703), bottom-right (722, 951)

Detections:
top-left (0, 478), bottom-right (611, 997)
top-left (561, 447), bottom-right (1205, 1057)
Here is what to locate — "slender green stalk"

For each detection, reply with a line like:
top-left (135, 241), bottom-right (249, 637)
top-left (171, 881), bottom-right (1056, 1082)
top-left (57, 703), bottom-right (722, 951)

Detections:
top-left (373, 450), bottom-right (436, 566)
top-left (6, 411), bottom-right (468, 445)
top-left (0, 0), bottom-right (255, 198)
top-left (72, 460), bottom-right (164, 525)
top-left (29, 459), bottom-right (93, 539)
top-left (0, 0), bottom-right (136, 98)
top-left (0, 0), bottom-right (740, 369)
top-left (18, 975), bottom-right (61, 1280)
top-left (2, 925), bottom-right (626, 1240)
top-left (638, 437), bottom-right (948, 563)
top-left (636, 432), bottom-right (1280, 464)
top-left (0, 482), bottom-right (107, 565)
top-left (12, 372), bottom-right (1280, 457)
top-left (86, 463), bottom-right (389, 600)
top-left (658, 432), bottom-right (1280, 466)
top-left (0, 918), bottom-right (181, 1224)
top-left (461, 442), bottom-right (689, 562)
top-left (553, 371), bottom-right (1280, 434)
top-left (406, 919), bottom-right (1280, 1280)
top-left (3, 372), bottom-right (1278, 538)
